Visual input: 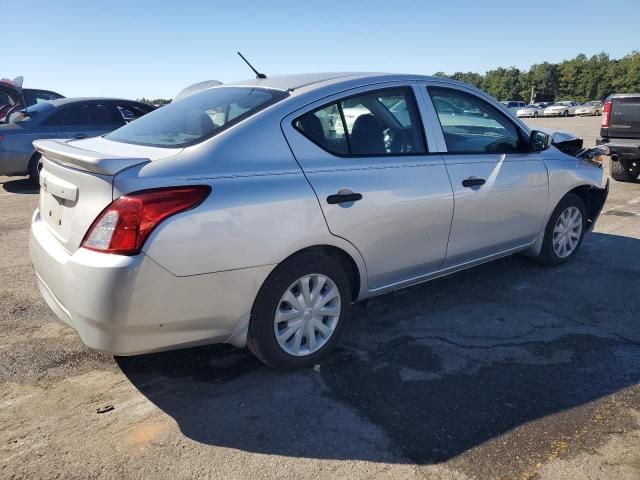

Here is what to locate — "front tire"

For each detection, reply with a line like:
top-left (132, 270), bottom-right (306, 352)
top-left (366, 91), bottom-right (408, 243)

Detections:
top-left (563, 110), bottom-right (569, 117)
top-left (533, 112), bottom-right (538, 118)
top-left (247, 252), bottom-right (352, 369)
top-left (535, 193), bottom-right (587, 266)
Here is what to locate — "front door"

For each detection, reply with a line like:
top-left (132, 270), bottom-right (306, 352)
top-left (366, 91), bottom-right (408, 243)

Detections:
top-left (424, 84), bottom-right (548, 268)
top-left (282, 84), bottom-right (454, 291)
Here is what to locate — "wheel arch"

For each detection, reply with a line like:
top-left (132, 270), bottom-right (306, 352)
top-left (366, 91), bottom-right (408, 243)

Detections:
top-left (275, 244), bottom-right (365, 302)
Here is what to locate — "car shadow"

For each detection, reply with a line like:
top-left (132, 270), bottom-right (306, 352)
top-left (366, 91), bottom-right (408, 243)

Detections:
top-left (1, 177), bottom-right (39, 194)
top-left (117, 232), bottom-right (640, 464)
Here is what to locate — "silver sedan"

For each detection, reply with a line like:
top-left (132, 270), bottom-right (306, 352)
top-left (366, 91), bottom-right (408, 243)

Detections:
top-left (30, 73), bottom-right (609, 369)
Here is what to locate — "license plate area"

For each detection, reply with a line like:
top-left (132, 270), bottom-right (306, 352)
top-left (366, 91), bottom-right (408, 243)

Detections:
top-left (40, 191), bottom-right (74, 242)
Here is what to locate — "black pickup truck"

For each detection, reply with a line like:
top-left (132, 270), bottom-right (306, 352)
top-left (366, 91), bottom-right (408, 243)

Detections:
top-left (597, 94), bottom-right (640, 182)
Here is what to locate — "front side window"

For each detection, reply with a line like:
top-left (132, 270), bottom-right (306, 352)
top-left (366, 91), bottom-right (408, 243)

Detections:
top-left (429, 87), bottom-right (523, 154)
top-left (294, 87), bottom-right (426, 156)
top-left (107, 87), bottom-right (288, 148)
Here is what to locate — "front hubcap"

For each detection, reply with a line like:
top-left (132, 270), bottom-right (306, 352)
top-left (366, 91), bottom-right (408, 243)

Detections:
top-left (553, 206), bottom-right (583, 258)
top-left (274, 274), bottom-right (341, 356)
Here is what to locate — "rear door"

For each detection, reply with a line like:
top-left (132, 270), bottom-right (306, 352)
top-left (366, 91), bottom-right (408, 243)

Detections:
top-left (282, 83), bottom-right (454, 291)
top-left (610, 95), bottom-right (640, 139)
top-left (422, 83), bottom-right (548, 268)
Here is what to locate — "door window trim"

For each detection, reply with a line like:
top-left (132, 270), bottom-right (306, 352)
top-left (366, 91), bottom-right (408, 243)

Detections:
top-left (426, 85), bottom-right (530, 155)
top-left (292, 85), bottom-right (429, 158)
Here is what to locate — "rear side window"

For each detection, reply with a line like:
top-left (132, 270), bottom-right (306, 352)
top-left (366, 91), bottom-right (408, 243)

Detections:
top-left (89, 103), bottom-right (125, 126)
top-left (61, 104), bottom-right (90, 125)
top-left (294, 87), bottom-right (426, 156)
top-left (429, 87), bottom-right (523, 154)
top-left (106, 87), bottom-right (288, 148)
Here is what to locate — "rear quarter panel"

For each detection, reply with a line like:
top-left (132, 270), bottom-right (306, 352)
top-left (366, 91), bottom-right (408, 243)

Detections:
top-left (113, 112), bottom-right (368, 295)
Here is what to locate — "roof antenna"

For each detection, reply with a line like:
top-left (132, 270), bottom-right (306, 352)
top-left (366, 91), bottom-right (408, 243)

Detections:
top-left (237, 51), bottom-right (267, 79)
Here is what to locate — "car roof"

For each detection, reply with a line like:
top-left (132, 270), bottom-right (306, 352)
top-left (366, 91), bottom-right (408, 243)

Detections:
top-left (224, 72), bottom-right (442, 93)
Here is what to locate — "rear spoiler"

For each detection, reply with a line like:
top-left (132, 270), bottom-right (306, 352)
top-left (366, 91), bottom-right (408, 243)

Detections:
top-left (33, 139), bottom-right (149, 176)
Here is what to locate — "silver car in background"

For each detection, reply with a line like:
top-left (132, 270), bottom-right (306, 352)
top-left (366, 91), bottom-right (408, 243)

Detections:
top-left (30, 73), bottom-right (609, 369)
top-left (575, 101), bottom-right (603, 116)
top-left (0, 98), bottom-right (154, 183)
top-left (516, 104), bottom-right (545, 118)
top-left (544, 101), bottom-right (580, 117)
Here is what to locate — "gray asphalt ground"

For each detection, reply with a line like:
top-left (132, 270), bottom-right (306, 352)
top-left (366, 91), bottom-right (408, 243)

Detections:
top-left (1, 115), bottom-right (639, 479)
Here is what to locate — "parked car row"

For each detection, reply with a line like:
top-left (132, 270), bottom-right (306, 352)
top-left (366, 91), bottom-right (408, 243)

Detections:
top-left (0, 76), bottom-right (155, 183)
top-left (511, 100), bottom-right (603, 118)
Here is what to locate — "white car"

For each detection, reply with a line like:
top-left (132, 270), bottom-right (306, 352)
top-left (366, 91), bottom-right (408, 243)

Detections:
top-left (501, 100), bottom-right (527, 113)
top-left (544, 101), bottom-right (580, 117)
top-left (575, 101), bottom-right (603, 116)
top-left (516, 104), bottom-right (545, 118)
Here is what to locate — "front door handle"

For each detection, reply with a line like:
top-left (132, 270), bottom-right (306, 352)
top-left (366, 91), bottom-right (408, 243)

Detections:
top-left (462, 178), bottom-right (486, 188)
top-left (327, 192), bottom-right (363, 204)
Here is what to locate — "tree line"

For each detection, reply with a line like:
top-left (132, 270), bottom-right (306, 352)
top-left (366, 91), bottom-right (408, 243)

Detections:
top-left (434, 51), bottom-right (640, 103)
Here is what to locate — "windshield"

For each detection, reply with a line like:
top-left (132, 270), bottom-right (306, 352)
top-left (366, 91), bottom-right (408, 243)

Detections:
top-left (106, 87), bottom-right (288, 148)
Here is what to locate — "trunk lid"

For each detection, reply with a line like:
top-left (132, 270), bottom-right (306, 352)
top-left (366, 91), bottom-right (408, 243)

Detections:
top-left (34, 137), bottom-right (182, 253)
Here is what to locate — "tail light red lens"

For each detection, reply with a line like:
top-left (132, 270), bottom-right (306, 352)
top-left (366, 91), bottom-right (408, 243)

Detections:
top-left (601, 100), bottom-right (612, 128)
top-left (82, 186), bottom-right (211, 255)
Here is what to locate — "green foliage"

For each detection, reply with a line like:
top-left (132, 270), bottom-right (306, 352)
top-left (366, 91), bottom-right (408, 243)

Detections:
top-left (434, 51), bottom-right (640, 102)
top-left (137, 97), bottom-right (172, 106)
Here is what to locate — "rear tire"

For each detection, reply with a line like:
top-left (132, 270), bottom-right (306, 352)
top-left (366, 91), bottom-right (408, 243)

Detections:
top-left (247, 252), bottom-right (352, 369)
top-left (28, 153), bottom-right (42, 186)
top-left (610, 158), bottom-right (638, 182)
top-left (535, 193), bottom-right (587, 266)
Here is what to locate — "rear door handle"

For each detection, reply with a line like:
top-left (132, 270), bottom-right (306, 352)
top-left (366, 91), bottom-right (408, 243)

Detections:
top-left (462, 178), bottom-right (486, 188)
top-left (327, 192), bottom-right (363, 204)
top-left (73, 133), bottom-right (87, 139)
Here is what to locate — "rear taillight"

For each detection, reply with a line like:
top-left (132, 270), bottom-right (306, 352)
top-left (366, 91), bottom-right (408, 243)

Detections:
top-left (0, 134), bottom-right (3, 142)
top-left (82, 186), bottom-right (211, 255)
top-left (601, 100), bottom-right (612, 128)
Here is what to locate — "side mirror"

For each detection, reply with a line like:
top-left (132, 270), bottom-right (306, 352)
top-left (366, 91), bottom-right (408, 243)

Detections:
top-left (529, 130), bottom-right (550, 152)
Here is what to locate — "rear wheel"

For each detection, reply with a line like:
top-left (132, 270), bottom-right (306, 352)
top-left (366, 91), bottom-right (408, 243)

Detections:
top-left (247, 252), bottom-right (352, 369)
top-left (28, 153), bottom-right (42, 185)
top-left (610, 158), bottom-right (639, 182)
top-left (535, 193), bottom-right (587, 266)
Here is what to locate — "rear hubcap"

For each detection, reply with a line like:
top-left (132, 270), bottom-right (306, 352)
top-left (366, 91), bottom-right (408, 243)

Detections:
top-left (553, 206), bottom-right (583, 258)
top-left (274, 274), bottom-right (341, 356)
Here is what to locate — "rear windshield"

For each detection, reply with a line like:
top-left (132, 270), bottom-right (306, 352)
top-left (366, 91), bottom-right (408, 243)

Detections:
top-left (106, 87), bottom-right (288, 148)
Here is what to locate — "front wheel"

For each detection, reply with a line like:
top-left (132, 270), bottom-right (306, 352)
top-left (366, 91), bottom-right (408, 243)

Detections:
top-left (535, 193), bottom-right (587, 266)
top-left (563, 110), bottom-right (569, 117)
top-left (533, 112), bottom-right (538, 118)
top-left (247, 252), bottom-right (352, 369)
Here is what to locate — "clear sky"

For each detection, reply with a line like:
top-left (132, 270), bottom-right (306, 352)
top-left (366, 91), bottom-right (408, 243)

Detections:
top-left (6, 0), bottom-right (639, 100)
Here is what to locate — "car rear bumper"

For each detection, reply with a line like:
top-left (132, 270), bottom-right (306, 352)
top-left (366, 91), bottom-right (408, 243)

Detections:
top-left (30, 209), bottom-right (274, 355)
top-left (596, 138), bottom-right (640, 160)
top-left (0, 149), bottom-right (30, 175)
